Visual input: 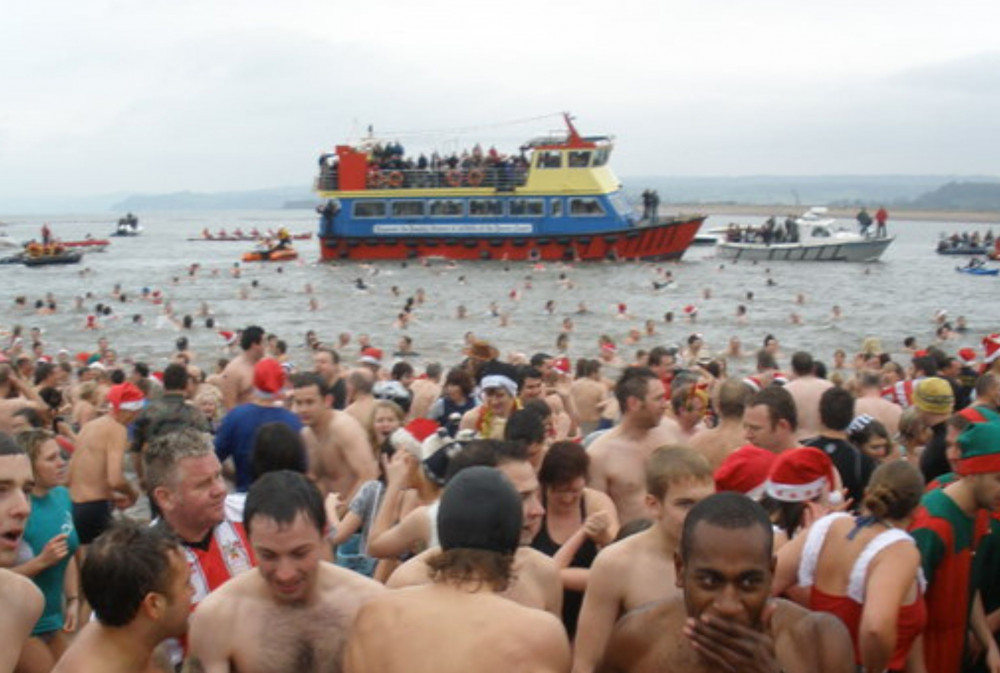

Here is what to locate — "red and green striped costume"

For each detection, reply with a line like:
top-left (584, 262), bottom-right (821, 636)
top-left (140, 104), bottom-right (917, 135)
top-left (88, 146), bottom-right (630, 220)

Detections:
top-left (910, 488), bottom-right (988, 673)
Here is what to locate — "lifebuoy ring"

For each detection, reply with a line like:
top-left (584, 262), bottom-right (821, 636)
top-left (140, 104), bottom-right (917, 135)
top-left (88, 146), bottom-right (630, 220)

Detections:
top-left (367, 170), bottom-right (383, 188)
top-left (467, 169), bottom-right (484, 187)
top-left (446, 170), bottom-right (462, 187)
top-left (387, 171), bottom-right (404, 188)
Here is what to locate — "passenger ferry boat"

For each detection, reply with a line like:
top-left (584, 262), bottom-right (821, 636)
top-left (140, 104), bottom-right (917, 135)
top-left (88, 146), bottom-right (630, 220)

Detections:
top-left (313, 114), bottom-right (705, 262)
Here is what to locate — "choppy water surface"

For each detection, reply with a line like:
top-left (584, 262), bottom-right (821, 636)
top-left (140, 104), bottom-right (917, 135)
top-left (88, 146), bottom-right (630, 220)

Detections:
top-left (1, 209), bottom-right (998, 375)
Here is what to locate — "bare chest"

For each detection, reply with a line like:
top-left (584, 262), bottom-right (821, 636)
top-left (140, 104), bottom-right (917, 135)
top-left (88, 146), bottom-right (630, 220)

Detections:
top-left (234, 603), bottom-right (355, 673)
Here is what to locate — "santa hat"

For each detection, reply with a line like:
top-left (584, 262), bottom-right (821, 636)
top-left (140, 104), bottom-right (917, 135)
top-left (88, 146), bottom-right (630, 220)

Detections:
top-left (552, 357), bottom-right (571, 376)
top-left (107, 382), bottom-right (145, 412)
top-left (252, 358), bottom-right (286, 398)
top-left (218, 330), bottom-right (237, 346)
top-left (765, 447), bottom-right (835, 503)
top-left (714, 445), bottom-right (776, 500)
top-left (359, 347), bottom-right (383, 366)
top-left (684, 304), bottom-right (698, 316)
top-left (390, 418), bottom-right (440, 459)
top-left (958, 347), bottom-right (978, 365)
top-left (983, 334), bottom-right (1000, 364)
top-left (601, 342), bottom-right (617, 355)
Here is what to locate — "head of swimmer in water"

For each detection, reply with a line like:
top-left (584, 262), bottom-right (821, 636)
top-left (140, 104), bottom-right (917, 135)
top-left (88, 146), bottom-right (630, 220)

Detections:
top-left (244, 471), bottom-right (327, 604)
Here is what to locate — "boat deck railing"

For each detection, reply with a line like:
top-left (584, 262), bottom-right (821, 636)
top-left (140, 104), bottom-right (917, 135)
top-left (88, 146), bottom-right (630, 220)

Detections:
top-left (316, 166), bottom-right (529, 192)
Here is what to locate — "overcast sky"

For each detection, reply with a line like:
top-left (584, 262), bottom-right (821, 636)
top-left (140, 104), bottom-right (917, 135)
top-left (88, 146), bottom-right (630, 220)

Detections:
top-left (2, 0), bottom-right (999, 205)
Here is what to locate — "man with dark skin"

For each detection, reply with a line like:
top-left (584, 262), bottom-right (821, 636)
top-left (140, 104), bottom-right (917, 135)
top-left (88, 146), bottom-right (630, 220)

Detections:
top-left (599, 492), bottom-right (853, 673)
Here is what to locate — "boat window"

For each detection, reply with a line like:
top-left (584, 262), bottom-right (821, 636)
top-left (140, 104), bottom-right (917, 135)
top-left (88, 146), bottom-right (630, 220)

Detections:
top-left (550, 199), bottom-right (563, 217)
top-left (536, 151), bottom-right (562, 169)
top-left (353, 201), bottom-right (387, 218)
top-left (592, 148), bottom-right (610, 166)
top-left (470, 199), bottom-right (503, 217)
top-left (811, 226), bottom-right (829, 238)
top-left (428, 200), bottom-right (464, 217)
top-left (509, 199), bottom-right (544, 217)
top-left (568, 151), bottom-right (591, 168)
top-left (569, 198), bottom-right (606, 217)
top-left (391, 201), bottom-right (425, 217)
top-left (607, 192), bottom-right (633, 217)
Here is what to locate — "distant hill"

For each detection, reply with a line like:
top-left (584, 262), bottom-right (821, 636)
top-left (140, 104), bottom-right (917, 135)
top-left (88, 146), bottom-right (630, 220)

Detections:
top-left (112, 186), bottom-right (313, 211)
top-left (909, 182), bottom-right (1000, 211)
top-left (624, 175), bottom-right (999, 208)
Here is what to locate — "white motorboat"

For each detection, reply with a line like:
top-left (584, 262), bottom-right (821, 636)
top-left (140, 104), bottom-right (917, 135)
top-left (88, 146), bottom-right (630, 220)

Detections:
top-left (0, 231), bottom-right (19, 249)
top-left (715, 221), bottom-right (894, 262)
top-left (794, 206), bottom-right (838, 228)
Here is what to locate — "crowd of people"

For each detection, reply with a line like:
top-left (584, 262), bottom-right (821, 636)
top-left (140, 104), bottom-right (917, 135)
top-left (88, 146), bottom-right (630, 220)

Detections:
top-left (3, 315), bottom-right (1000, 672)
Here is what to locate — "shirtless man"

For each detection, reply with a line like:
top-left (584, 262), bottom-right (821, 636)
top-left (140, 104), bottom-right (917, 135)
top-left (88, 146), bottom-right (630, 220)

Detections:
top-left (853, 370), bottom-right (902, 437)
top-left (598, 492), bottom-right (853, 673)
top-left (783, 351), bottom-right (832, 441)
top-left (408, 363), bottom-right (442, 421)
top-left (570, 359), bottom-right (608, 436)
top-left (313, 347), bottom-right (347, 410)
top-left (0, 434), bottom-right (45, 673)
top-left (52, 523), bottom-right (193, 673)
top-left (292, 373), bottom-right (377, 507)
top-left (587, 368), bottom-right (681, 524)
top-left (346, 466), bottom-right (570, 673)
top-left (669, 383), bottom-right (708, 442)
top-left (220, 325), bottom-right (265, 410)
top-left (742, 386), bottom-right (801, 455)
top-left (690, 379), bottom-right (752, 469)
top-left (343, 368), bottom-right (376, 426)
top-left (573, 446), bottom-right (714, 673)
top-left (68, 382), bottom-right (144, 545)
top-left (386, 439), bottom-right (562, 617)
top-left (187, 470), bottom-right (383, 673)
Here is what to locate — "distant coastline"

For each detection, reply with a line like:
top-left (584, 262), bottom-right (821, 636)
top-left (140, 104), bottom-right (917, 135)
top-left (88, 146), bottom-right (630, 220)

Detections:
top-left (668, 203), bottom-right (1000, 224)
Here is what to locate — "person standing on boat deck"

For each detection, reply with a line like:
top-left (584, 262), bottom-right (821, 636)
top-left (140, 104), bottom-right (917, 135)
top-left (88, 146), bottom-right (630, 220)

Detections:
top-left (641, 190), bottom-right (652, 220)
top-left (875, 206), bottom-right (889, 238)
top-left (856, 207), bottom-right (873, 237)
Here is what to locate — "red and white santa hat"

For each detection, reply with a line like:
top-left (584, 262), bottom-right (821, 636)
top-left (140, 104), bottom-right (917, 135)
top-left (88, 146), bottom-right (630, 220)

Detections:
top-left (684, 304), bottom-right (698, 315)
top-left (252, 358), bottom-right (286, 398)
top-left (107, 382), bottom-right (146, 412)
top-left (983, 334), bottom-right (1000, 364)
top-left (958, 347), bottom-right (978, 365)
top-left (218, 330), bottom-right (237, 346)
top-left (764, 447), bottom-right (835, 503)
top-left (359, 347), bottom-right (384, 366)
top-left (552, 357), bottom-right (571, 376)
top-left (714, 445), bottom-right (776, 500)
top-left (390, 418), bottom-right (440, 458)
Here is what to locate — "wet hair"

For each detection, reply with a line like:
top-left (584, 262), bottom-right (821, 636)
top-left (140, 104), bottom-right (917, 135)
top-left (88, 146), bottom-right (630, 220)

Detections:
top-left (681, 492), bottom-right (773, 562)
top-left (717, 379), bottom-right (753, 419)
top-left (444, 367), bottom-right (474, 397)
top-left (244, 470), bottom-right (326, 536)
top-left (290, 371), bottom-right (330, 397)
top-left (391, 361), bottom-right (414, 381)
top-left (646, 445), bottom-right (713, 501)
top-left (790, 351), bottom-right (814, 376)
top-left (251, 423), bottom-right (308, 481)
top-left (614, 367), bottom-right (658, 411)
top-left (504, 408), bottom-right (546, 447)
top-left (538, 441), bottom-right (589, 488)
top-left (819, 386), bottom-right (855, 432)
top-left (849, 418), bottom-right (890, 453)
top-left (862, 460), bottom-right (924, 521)
top-left (903, 336), bottom-right (916, 348)
top-left (33, 361), bottom-right (54, 386)
top-left (83, 522), bottom-right (180, 627)
top-left (143, 428), bottom-right (213, 496)
top-left (38, 386), bottom-right (62, 411)
top-left (756, 349), bottom-right (778, 372)
top-left (176, 336), bottom-right (189, 352)
top-left (444, 439), bottom-right (529, 481)
top-left (241, 325), bottom-right (265, 351)
top-left (0, 432), bottom-right (24, 457)
top-left (896, 407), bottom-right (925, 442)
top-left (162, 363), bottom-right (189, 392)
top-left (748, 386), bottom-right (797, 431)
top-left (615, 518), bottom-right (653, 541)
top-left (14, 428), bottom-right (54, 464)
top-left (912, 354), bottom-right (938, 377)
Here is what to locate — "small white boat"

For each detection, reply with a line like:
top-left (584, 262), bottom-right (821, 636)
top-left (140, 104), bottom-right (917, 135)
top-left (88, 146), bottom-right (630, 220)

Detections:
top-left (715, 222), bottom-right (894, 262)
top-left (795, 206), bottom-right (838, 228)
top-left (0, 232), bottom-right (19, 249)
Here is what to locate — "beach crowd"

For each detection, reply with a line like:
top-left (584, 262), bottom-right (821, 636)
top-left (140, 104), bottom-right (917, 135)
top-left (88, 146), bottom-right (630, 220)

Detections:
top-left (3, 291), bottom-right (1000, 673)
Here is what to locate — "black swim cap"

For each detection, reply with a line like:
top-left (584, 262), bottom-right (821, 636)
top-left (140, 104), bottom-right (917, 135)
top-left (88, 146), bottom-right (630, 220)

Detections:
top-left (438, 466), bottom-right (521, 555)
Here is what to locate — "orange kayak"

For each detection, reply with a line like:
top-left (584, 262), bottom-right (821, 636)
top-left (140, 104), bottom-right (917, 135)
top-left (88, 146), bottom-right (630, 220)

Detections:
top-left (241, 248), bottom-right (298, 262)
